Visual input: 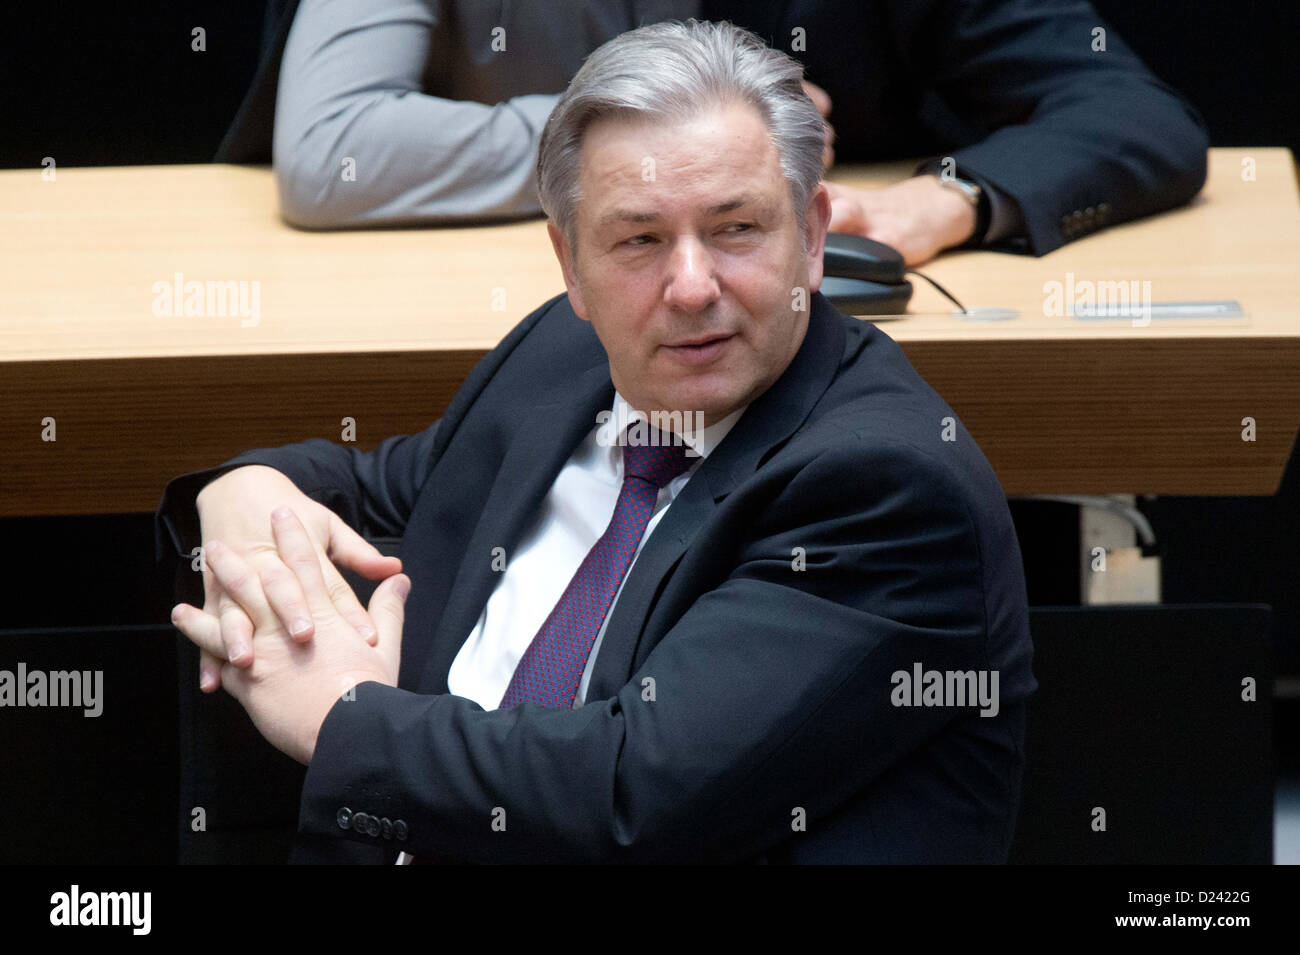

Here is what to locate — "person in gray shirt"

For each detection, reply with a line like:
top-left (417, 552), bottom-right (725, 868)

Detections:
top-left (273, 0), bottom-right (702, 228)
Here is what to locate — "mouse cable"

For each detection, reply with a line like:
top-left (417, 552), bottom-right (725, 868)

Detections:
top-left (906, 269), bottom-right (968, 314)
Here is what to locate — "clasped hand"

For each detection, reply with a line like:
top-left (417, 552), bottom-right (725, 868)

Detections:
top-left (171, 505), bottom-right (410, 764)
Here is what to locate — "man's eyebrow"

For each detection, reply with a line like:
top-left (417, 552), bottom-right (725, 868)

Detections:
top-left (596, 195), bottom-right (762, 228)
top-left (707, 195), bottom-right (759, 215)
top-left (598, 208), bottom-right (660, 227)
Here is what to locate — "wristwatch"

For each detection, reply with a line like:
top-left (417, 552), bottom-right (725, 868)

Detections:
top-left (928, 170), bottom-right (990, 246)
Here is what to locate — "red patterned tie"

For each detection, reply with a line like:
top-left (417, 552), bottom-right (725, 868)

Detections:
top-left (499, 427), bottom-right (693, 708)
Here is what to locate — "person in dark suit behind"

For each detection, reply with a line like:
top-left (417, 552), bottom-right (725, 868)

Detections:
top-left (714, 0), bottom-right (1211, 262)
top-left (230, 0), bottom-right (1206, 264)
top-left (163, 20), bottom-right (1034, 863)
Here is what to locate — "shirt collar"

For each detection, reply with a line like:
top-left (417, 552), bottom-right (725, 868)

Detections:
top-left (608, 390), bottom-right (746, 460)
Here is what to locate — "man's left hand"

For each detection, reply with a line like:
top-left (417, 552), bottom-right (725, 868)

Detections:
top-left (825, 175), bottom-right (978, 266)
top-left (171, 506), bottom-right (409, 765)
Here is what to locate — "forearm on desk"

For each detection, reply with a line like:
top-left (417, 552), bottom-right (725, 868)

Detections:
top-left (891, 0), bottom-right (1208, 254)
top-left (273, 0), bottom-right (559, 228)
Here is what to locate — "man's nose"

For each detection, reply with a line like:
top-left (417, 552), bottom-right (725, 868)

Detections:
top-left (663, 238), bottom-right (721, 312)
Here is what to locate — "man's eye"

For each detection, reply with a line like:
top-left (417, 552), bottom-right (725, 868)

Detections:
top-left (623, 234), bottom-right (655, 246)
top-left (722, 222), bottom-right (754, 234)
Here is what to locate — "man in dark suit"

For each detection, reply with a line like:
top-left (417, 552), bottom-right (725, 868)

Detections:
top-left (163, 20), bottom-right (1034, 863)
top-left (711, 0), bottom-right (1209, 260)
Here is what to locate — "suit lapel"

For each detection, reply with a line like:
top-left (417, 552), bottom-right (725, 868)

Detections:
top-left (417, 364), bottom-right (615, 694)
top-left (585, 293), bottom-right (847, 697)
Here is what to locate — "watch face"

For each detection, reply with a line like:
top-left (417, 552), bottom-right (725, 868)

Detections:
top-left (946, 178), bottom-right (981, 204)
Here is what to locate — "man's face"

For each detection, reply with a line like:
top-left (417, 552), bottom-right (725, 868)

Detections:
top-left (548, 100), bottom-right (831, 427)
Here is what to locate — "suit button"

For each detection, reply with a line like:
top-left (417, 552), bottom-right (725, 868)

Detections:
top-left (336, 807), bottom-right (353, 830)
top-left (1098, 201), bottom-right (1111, 221)
top-left (352, 811), bottom-right (369, 833)
top-left (365, 815), bottom-right (381, 837)
top-left (1084, 205), bottom-right (1096, 219)
top-left (394, 820), bottom-right (409, 841)
top-left (381, 818), bottom-right (393, 840)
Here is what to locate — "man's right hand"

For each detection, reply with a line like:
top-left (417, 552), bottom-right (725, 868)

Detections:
top-left (183, 465), bottom-right (402, 692)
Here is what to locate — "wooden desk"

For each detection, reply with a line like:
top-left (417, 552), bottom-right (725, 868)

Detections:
top-left (2, 149), bottom-right (1297, 515)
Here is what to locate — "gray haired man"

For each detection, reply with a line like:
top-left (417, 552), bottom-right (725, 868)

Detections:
top-left (166, 20), bottom-right (1033, 863)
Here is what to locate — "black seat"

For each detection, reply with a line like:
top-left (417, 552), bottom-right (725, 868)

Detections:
top-left (1012, 604), bottom-right (1273, 864)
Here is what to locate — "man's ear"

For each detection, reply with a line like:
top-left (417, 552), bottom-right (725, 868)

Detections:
top-left (802, 183), bottom-right (833, 293)
top-left (547, 221), bottom-right (588, 319)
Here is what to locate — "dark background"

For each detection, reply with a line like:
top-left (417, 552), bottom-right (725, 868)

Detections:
top-left (1, 1), bottom-right (1296, 863)
top-left (2, 1), bottom-right (1296, 166)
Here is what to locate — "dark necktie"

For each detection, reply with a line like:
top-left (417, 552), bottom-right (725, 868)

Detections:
top-left (499, 427), bottom-right (693, 709)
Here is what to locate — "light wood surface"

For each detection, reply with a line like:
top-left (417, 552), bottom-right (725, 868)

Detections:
top-left (2, 148), bottom-right (1297, 514)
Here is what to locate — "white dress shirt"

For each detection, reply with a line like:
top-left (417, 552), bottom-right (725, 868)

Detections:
top-left (446, 391), bottom-right (745, 709)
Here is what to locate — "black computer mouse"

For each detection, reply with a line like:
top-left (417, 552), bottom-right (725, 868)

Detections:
top-left (822, 232), bottom-right (907, 284)
top-left (820, 233), bottom-right (912, 314)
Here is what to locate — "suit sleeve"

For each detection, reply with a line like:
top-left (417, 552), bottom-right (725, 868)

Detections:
top-left (154, 423), bottom-right (441, 564)
top-left (296, 433), bottom-right (1020, 862)
top-left (273, 0), bottom-right (559, 228)
top-left (154, 291), bottom-right (569, 566)
top-left (891, 0), bottom-right (1209, 254)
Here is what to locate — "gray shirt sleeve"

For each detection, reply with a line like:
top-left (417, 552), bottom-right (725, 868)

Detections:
top-left (273, 0), bottom-right (560, 228)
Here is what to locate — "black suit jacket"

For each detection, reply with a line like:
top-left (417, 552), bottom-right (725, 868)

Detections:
top-left (220, 0), bottom-right (1206, 254)
top-left (158, 292), bottom-right (1035, 863)
top-left (711, 0), bottom-right (1209, 253)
